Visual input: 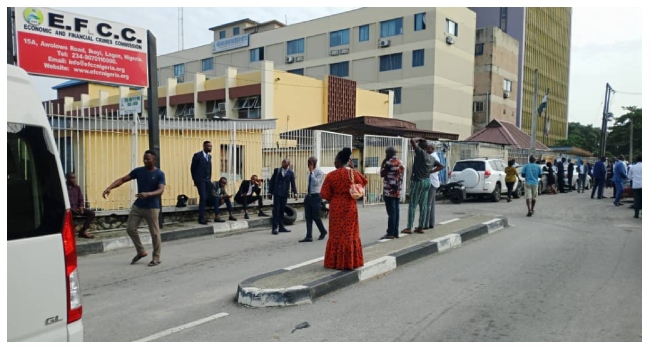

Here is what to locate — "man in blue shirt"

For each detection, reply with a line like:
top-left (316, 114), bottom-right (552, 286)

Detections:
top-left (103, 150), bottom-right (166, 267)
top-left (521, 155), bottom-right (543, 217)
top-left (612, 154), bottom-right (628, 206)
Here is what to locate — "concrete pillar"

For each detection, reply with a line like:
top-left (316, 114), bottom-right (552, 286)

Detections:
top-left (64, 96), bottom-right (74, 115)
top-left (194, 73), bottom-right (206, 119)
top-left (225, 66), bottom-right (238, 119)
top-left (80, 93), bottom-right (91, 117)
top-left (260, 60), bottom-right (274, 120)
top-left (167, 78), bottom-right (177, 118)
top-left (387, 90), bottom-right (394, 119)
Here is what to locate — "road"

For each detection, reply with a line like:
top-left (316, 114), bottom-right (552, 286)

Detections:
top-left (78, 189), bottom-right (641, 342)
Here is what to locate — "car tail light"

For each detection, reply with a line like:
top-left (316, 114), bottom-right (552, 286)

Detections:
top-left (61, 210), bottom-right (82, 324)
top-left (484, 169), bottom-right (491, 178)
top-left (448, 170), bottom-right (452, 178)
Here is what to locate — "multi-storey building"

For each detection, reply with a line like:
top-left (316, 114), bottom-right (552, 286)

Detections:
top-left (470, 7), bottom-right (572, 145)
top-left (472, 26), bottom-right (520, 134)
top-left (157, 7), bottom-right (477, 139)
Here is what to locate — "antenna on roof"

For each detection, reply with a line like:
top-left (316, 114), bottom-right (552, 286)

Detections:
top-left (285, 15), bottom-right (288, 25)
top-left (178, 8), bottom-right (184, 51)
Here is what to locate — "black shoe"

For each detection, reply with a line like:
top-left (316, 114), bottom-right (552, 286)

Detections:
top-left (380, 235), bottom-right (394, 240)
top-left (229, 216), bottom-right (237, 221)
top-left (214, 218), bottom-right (225, 223)
top-left (279, 228), bottom-right (291, 233)
top-left (299, 238), bottom-right (313, 243)
top-left (318, 232), bottom-right (328, 240)
top-left (199, 220), bottom-right (208, 225)
top-left (272, 230), bottom-right (278, 235)
top-left (258, 211), bottom-right (269, 217)
top-left (244, 213), bottom-right (249, 219)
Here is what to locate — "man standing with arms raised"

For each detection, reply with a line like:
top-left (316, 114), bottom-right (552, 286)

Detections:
top-left (191, 141), bottom-right (213, 225)
top-left (425, 141), bottom-right (445, 229)
top-left (103, 150), bottom-right (166, 267)
top-left (402, 138), bottom-right (435, 234)
top-left (299, 157), bottom-right (327, 242)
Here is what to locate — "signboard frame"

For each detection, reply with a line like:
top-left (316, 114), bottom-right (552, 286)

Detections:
top-left (212, 34), bottom-right (250, 54)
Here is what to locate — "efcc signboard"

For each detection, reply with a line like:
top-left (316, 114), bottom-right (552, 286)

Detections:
top-left (212, 34), bottom-right (249, 53)
top-left (15, 7), bottom-right (149, 87)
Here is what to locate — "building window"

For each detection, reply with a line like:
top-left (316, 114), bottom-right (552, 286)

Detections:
top-left (412, 49), bottom-right (424, 67)
top-left (379, 87), bottom-right (401, 104)
top-left (233, 27), bottom-right (240, 36)
top-left (446, 19), bottom-right (458, 36)
top-left (330, 61), bottom-right (349, 77)
top-left (235, 96), bottom-right (261, 119)
top-left (174, 103), bottom-right (195, 118)
top-left (173, 63), bottom-right (185, 77)
top-left (503, 79), bottom-right (513, 92)
top-left (330, 29), bottom-right (350, 47)
top-left (379, 53), bottom-right (402, 72)
top-left (201, 58), bottom-right (213, 71)
top-left (499, 8), bottom-right (508, 32)
top-left (475, 43), bottom-right (484, 56)
top-left (219, 30), bottom-right (226, 39)
top-left (158, 107), bottom-right (166, 119)
top-left (359, 25), bottom-right (369, 42)
top-left (380, 17), bottom-right (403, 38)
top-left (220, 145), bottom-right (244, 180)
top-left (250, 47), bottom-right (264, 62)
top-left (287, 38), bottom-right (305, 55)
top-left (414, 13), bottom-right (426, 31)
top-left (206, 100), bottom-right (226, 118)
top-left (287, 68), bottom-right (304, 75)
top-left (473, 101), bottom-right (484, 112)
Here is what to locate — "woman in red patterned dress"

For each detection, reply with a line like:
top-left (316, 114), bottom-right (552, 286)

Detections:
top-left (320, 148), bottom-right (368, 270)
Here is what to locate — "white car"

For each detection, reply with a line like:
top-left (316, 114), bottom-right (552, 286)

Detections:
top-left (7, 65), bottom-right (84, 341)
top-left (449, 158), bottom-right (522, 202)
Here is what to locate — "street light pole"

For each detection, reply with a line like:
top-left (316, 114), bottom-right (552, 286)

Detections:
top-left (530, 69), bottom-right (539, 157)
top-left (599, 83), bottom-right (613, 157)
top-left (629, 114), bottom-right (633, 161)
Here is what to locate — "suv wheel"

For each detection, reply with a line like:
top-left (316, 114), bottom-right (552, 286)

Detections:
top-left (513, 183), bottom-right (523, 198)
top-left (491, 183), bottom-right (501, 202)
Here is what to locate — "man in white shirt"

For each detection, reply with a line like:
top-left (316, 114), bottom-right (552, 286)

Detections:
top-left (300, 157), bottom-right (327, 242)
top-left (425, 142), bottom-right (445, 229)
top-left (627, 155), bottom-right (642, 218)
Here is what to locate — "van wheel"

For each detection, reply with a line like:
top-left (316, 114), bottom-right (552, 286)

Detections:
top-left (491, 184), bottom-right (501, 202)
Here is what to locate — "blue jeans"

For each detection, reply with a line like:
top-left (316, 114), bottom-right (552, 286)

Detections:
top-left (614, 181), bottom-right (624, 204)
top-left (384, 196), bottom-right (400, 237)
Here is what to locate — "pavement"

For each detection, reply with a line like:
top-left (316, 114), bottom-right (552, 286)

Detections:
top-left (236, 214), bottom-right (508, 308)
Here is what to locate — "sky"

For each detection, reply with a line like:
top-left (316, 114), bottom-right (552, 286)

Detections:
top-left (24, 6), bottom-right (643, 129)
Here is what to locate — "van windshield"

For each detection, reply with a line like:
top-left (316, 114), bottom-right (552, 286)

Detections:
top-left (7, 123), bottom-right (66, 240)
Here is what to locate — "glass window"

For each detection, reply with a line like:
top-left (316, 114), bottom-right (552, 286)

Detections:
top-left (446, 19), bottom-right (458, 36)
top-left (380, 18), bottom-right (403, 38)
top-left (379, 53), bottom-right (402, 72)
top-left (201, 58), bottom-right (213, 71)
top-left (173, 63), bottom-right (185, 77)
top-left (219, 30), bottom-right (226, 39)
top-left (287, 38), bottom-right (305, 55)
top-left (287, 68), bottom-right (304, 75)
top-left (330, 62), bottom-right (349, 77)
top-left (7, 123), bottom-right (66, 240)
top-left (473, 101), bottom-right (484, 112)
top-left (504, 79), bottom-right (513, 92)
top-left (453, 161), bottom-right (486, 172)
top-left (250, 47), bottom-right (264, 62)
top-left (378, 87), bottom-right (401, 104)
top-left (414, 13), bottom-right (426, 31)
top-left (475, 43), bottom-right (484, 56)
top-left (359, 25), bottom-right (369, 42)
top-left (233, 27), bottom-right (240, 36)
top-left (412, 49), bottom-right (424, 67)
top-left (330, 29), bottom-right (350, 47)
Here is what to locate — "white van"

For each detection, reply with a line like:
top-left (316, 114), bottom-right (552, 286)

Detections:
top-left (7, 65), bottom-right (84, 341)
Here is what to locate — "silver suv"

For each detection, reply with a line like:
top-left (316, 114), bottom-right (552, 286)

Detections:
top-left (449, 158), bottom-right (522, 202)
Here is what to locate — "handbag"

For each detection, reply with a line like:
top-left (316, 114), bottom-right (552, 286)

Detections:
top-left (349, 168), bottom-right (365, 199)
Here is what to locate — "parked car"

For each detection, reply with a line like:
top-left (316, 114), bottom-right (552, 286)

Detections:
top-left (562, 169), bottom-right (591, 190)
top-left (517, 164), bottom-right (550, 195)
top-left (7, 65), bottom-right (84, 341)
top-left (449, 158), bottom-right (522, 202)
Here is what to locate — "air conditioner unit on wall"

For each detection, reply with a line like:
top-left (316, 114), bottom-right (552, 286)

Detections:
top-left (446, 36), bottom-right (455, 45)
top-left (379, 39), bottom-right (390, 48)
top-left (176, 75), bottom-right (185, 83)
top-left (340, 48), bottom-right (349, 55)
top-left (503, 91), bottom-right (510, 98)
top-left (330, 49), bottom-right (340, 56)
top-left (295, 56), bottom-right (304, 62)
top-left (285, 56), bottom-right (294, 64)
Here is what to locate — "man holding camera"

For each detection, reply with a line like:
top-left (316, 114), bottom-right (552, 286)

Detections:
top-left (380, 146), bottom-right (404, 240)
top-left (235, 174), bottom-right (269, 219)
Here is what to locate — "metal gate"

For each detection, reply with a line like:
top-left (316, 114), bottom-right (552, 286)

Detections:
top-left (362, 135), bottom-right (409, 205)
top-left (315, 131), bottom-right (353, 175)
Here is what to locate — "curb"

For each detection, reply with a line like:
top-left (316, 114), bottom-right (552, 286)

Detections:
top-left (76, 211), bottom-right (305, 256)
top-left (236, 216), bottom-right (508, 308)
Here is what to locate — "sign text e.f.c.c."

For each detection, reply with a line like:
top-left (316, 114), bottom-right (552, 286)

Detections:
top-left (47, 11), bottom-right (142, 44)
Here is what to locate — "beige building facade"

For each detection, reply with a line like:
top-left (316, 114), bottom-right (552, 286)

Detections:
top-left (472, 27), bottom-right (519, 134)
top-left (157, 7), bottom-right (477, 139)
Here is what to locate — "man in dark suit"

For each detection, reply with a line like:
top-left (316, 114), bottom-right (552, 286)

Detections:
top-left (235, 174), bottom-right (269, 220)
top-left (268, 158), bottom-right (298, 235)
top-left (591, 156), bottom-right (607, 199)
top-left (190, 141), bottom-right (213, 225)
top-left (567, 159), bottom-right (574, 192)
top-left (557, 157), bottom-right (566, 193)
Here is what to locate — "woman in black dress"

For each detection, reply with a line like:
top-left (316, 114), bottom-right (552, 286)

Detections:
top-left (546, 162), bottom-right (557, 194)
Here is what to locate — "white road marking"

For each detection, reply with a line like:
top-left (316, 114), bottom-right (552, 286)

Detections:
top-left (440, 218), bottom-right (460, 225)
top-left (134, 312), bottom-right (229, 342)
top-left (284, 257), bottom-right (324, 271)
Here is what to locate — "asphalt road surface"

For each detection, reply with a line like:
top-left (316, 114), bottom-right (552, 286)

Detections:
top-left (78, 189), bottom-right (641, 342)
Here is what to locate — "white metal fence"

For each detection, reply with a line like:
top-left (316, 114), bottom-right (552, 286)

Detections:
top-left (44, 102), bottom-right (353, 212)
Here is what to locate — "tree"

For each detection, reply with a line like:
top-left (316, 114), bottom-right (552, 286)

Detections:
top-left (605, 106), bottom-right (642, 158)
top-left (551, 122), bottom-right (601, 153)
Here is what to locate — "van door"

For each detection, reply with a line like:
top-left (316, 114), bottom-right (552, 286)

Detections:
top-left (7, 123), bottom-right (70, 341)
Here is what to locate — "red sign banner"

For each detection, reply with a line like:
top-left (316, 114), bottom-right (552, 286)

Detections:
top-left (15, 7), bottom-right (149, 87)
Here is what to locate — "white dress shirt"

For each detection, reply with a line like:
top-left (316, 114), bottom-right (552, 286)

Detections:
top-left (628, 162), bottom-right (642, 189)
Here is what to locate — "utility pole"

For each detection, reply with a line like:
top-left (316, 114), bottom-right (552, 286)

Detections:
top-left (7, 7), bottom-right (14, 64)
top-left (629, 113), bottom-right (633, 161)
top-left (529, 69), bottom-right (539, 157)
top-left (598, 83), bottom-right (613, 157)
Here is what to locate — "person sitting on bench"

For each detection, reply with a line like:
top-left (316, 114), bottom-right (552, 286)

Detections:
top-left (234, 174), bottom-right (269, 220)
top-left (211, 177), bottom-right (236, 222)
top-left (66, 172), bottom-right (95, 238)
